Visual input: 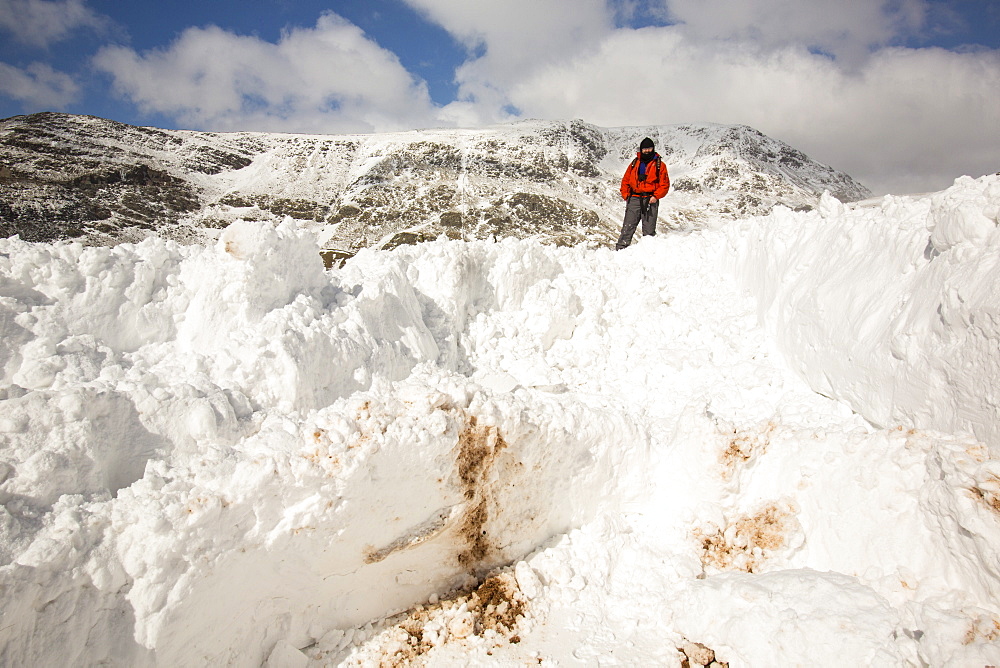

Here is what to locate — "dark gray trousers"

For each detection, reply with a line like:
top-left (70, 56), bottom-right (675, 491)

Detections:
top-left (616, 196), bottom-right (658, 250)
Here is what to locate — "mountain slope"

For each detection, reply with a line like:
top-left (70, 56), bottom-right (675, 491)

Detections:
top-left (0, 113), bottom-right (870, 251)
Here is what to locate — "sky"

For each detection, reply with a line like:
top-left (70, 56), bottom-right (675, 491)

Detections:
top-left (0, 0), bottom-right (998, 196)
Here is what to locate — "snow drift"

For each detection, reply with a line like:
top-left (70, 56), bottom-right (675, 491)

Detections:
top-left (1, 174), bottom-right (999, 666)
top-left (736, 175), bottom-right (1000, 452)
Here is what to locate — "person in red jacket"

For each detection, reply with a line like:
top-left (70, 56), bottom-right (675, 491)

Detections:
top-left (616, 137), bottom-right (670, 250)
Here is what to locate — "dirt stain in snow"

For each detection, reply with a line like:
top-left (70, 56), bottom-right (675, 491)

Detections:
top-left (693, 502), bottom-right (795, 573)
top-left (223, 239), bottom-right (242, 258)
top-left (970, 475), bottom-right (1000, 515)
top-left (719, 421), bottom-right (775, 481)
top-left (455, 414), bottom-right (507, 573)
top-left (963, 613), bottom-right (1000, 645)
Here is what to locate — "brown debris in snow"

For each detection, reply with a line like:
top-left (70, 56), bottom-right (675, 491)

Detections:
top-left (678, 639), bottom-right (729, 667)
top-left (719, 421), bottom-right (775, 481)
top-left (693, 502), bottom-right (795, 573)
top-left (455, 415), bottom-right (507, 573)
top-left (339, 570), bottom-right (528, 667)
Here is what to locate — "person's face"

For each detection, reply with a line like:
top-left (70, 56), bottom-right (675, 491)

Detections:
top-left (641, 147), bottom-right (653, 155)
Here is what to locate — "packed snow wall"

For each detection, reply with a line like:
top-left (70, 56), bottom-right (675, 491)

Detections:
top-left (735, 174), bottom-right (1000, 454)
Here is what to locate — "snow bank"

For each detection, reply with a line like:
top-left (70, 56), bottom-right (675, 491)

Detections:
top-left (2, 176), bottom-right (1000, 666)
top-left (736, 174), bottom-right (1000, 452)
top-left (0, 221), bottom-right (651, 665)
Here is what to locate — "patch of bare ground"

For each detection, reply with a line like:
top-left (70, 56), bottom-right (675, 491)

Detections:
top-left (343, 570), bottom-right (528, 667)
top-left (678, 639), bottom-right (729, 667)
top-left (719, 421), bottom-right (776, 481)
top-left (693, 502), bottom-right (795, 573)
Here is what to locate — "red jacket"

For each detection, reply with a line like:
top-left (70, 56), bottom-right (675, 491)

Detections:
top-left (620, 153), bottom-right (670, 200)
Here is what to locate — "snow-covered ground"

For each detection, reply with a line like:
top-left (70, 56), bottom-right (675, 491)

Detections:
top-left (1, 174), bottom-right (999, 666)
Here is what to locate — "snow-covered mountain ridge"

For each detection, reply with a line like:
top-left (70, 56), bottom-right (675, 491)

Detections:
top-left (0, 112), bottom-right (870, 253)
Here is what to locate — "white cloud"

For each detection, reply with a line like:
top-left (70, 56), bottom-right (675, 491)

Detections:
top-left (401, 0), bottom-right (614, 118)
top-left (0, 0), bottom-right (108, 48)
top-left (663, 0), bottom-right (927, 65)
top-left (0, 61), bottom-right (79, 108)
top-left (92, 13), bottom-right (442, 134)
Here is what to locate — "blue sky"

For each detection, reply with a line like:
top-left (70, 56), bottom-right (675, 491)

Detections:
top-left (1, 0), bottom-right (998, 195)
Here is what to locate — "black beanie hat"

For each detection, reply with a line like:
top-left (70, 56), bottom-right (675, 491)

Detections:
top-left (639, 137), bottom-right (654, 150)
